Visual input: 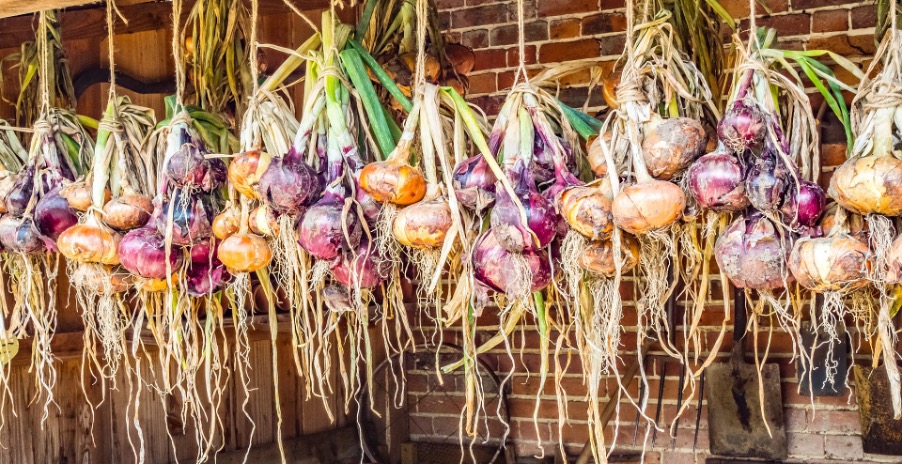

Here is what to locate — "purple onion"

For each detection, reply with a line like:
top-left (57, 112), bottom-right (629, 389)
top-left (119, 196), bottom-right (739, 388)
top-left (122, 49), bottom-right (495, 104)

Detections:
top-left (186, 260), bottom-right (232, 296)
top-left (780, 180), bottom-right (826, 229)
top-left (330, 239), bottom-right (387, 289)
top-left (490, 159), bottom-right (558, 252)
top-left (718, 101), bottom-right (766, 153)
top-left (472, 229), bottom-right (551, 294)
top-left (164, 139), bottom-right (226, 192)
top-left (189, 237), bottom-right (222, 264)
top-left (298, 191), bottom-right (362, 260)
top-left (0, 215), bottom-right (44, 253)
top-left (155, 191), bottom-right (214, 246)
top-left (3, 162), bottom-right (35, 217)
top-left (452, 154), bottom-right (496, 211)
top-left (745, 149), bottom-right (788, 212)
top-left (715, 211), bottom-right (794, 290)
top-left (34, 186), bottom-right (78, 241)
top-left (119, 227), bottom-right (183, 279)
top-left (258, 147), bottom-right (323, 216)
top-left (687, 152), bottom-right (749, 212)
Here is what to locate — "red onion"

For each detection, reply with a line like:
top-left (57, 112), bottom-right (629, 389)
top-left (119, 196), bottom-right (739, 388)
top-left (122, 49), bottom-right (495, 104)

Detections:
top-left (119, 227), bottom-right (183, 280)
top-left (718, 101), bottom-right (766, 153)
top-left (452, 154), bottom-right (496, 211)
top-left (155, 191), bottom-right (214, 246)
top-left (472, 229), bottom-right (551, 294)
top-left (34, 186), bottom-right (78, 241)
top-left (164, 138), bottom-right (226, 192)
top-left (490, 159), bottom-right (558, 252)
top-left (745, 149), bottom-right (788, 212)
top-left (298, 191), bottom-right (362, 260)
top-left (330, 239), bottom-right (387, 289)
top-left (0, 216), bottom-right (44, 253)
top-left (3, 162), bottom-right (35, 217)
top-left (185, 260), bottom-right (232, 297)
top-left (258, 147), bottom-right (322, 216)
top-left (715, 211), bottom-right (793, 290)
top-left (189, 237), bottom-right (220, 263)
top-left (780, 180), bottom-right (826, 228)
top-left (687, 152), bottom-right (749, 212)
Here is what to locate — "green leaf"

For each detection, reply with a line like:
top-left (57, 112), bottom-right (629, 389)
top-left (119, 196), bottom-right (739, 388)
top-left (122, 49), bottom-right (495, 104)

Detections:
top-left (339, 48), bottom-right (397, 158)
top-left (347, 39), bottom-right (413, 112)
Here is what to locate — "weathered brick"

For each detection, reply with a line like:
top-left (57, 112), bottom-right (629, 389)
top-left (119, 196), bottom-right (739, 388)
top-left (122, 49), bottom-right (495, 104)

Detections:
top-left (740, 13), bottom-right (812, 37)
top-left (788, 432), bottom-right (825, 458)
top-left (540, 38), bottom-right (600, 62)
top-left (793, 0), bottom-right (852, 9)
top-left (550, 18), bottom-right (581, 40)
top-left (538, 0), bottom-right (598, 17)
top-left (434, 0), bottom-right (465, 9)
top-left (599, 0), bottom-right (625, 8)
top-left (851, 5), bottom-right (878, 29)
top-left (451, 4), bottom-right (510, 29)
top-left (472, 48), bottom-right (507, 72)
top-left (721, 0), bottom-right (789, 18)
top-left (467, 72), bottom-right (497, 95)
top-left (505, 45), bottom-right (537, 67)
top-left (812, 9), bottom-right (848, 33)
top-left (599, 34), bottom-right (626, 56)
top-left (489, 20), bottom-right (548, 46)
top-left (460, 29), bottom-right (489, 49)
top-left (821, 143), bottom-right (848, 167)
top-left (824, 434), bottom-right (864, 461)
top-left (808, 34), bottom-right (877, 56)
top-left (581, 12), bottom-right (627, 35)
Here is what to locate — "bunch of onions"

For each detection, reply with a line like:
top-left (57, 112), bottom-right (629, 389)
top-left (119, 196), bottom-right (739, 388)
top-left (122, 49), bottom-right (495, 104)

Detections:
top-left (715, 211), bottom-right (793, 290)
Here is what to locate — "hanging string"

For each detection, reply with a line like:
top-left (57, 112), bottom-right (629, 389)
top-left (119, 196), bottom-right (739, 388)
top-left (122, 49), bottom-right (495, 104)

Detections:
top-left (38, 11), bottom-right (52, 116)
top-left (748, 0), bottom-right (757, 50)
top-left (171, 0), bottom-right (186, 109)
top-left (106, 0), bottom-right (128, 102)
top-left (249, 0), bottom-right (260, 106)
top-left (513, 0), bottom-right (528, 84)
top-left (414, 0), bottom-right (428, 90)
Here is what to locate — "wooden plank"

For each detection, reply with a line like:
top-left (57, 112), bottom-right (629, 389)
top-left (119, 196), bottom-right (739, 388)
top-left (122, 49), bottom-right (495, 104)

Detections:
top-left (213, 426), bottom-right (361, 464)
top-left (0, 0), bottom-right (331, 49)
top-left (0, 0), bottom-right (101, 20)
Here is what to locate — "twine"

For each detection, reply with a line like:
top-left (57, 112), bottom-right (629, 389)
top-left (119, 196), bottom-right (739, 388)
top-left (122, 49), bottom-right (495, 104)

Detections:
top-left (513, 0), bottom-right (527, 84)
top-left (862, 81), bottom-right (902, 110)
top-left (38, 12), bottom-right (51, 114)
top-left (171, 0), bottom-right (186, 108)
top-left (414, 0), bottom-right (429, 91)
top-left (106, 0), bottom-right (128, 103)
top-left (249, 0), bottom-right (260, 110)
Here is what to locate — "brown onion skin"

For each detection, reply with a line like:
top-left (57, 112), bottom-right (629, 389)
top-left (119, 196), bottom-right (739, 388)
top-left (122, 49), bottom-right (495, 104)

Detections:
top-left (612, 181), bottom-right (685, 235)
top-left (392, 200), bottom-right (453, 248)
top-left (829, 155), bottom-right (902, 216)
top-left (887, 235), bottom-right (902, 285)
top-left (789, 234), bottom-right (871, 292)
top-left (212, 207), bottom-right (241, 240)
top-left (578, 234), bottom-right (640, 277)
top-left (61, 182), bottom-right (108, 212)
top-left (103, 193), bottom-right (153, 231)
top-left (819, 205), bottom-right (869, 244)
top-left (359, 160), bottom-right (427, 206)
top-left (587, 135), bottom-right (608, 178)
top-left (560, 186), bottom-right (613, 240)
top-left (471, 229), bottom-right (551, 294)
top-left (248, 205), bottom-right (280, 237)
top-left (641, 118), bottom-right (707, 180)
top-left (217, 233), bottom-right (272, 272)
top-left (446, 43), bottom-right (476, 75)
top-left (228, 150), bottom-right (272, 199)
top-left (57, 221), bottom-right (121, 265)
top-left (715, 212), bottom-right (793, 290)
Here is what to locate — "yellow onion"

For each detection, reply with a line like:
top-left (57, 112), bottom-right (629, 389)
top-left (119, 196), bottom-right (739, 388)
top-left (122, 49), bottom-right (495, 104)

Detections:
top-left (612, 181), bottom-right (685, 235)
top-left (446, 43), bottom-right (476, 75)
top-left (217, 232), bottom-right (272, 272)
top-left (360, 158), bottom-right (427, 206)
top-left (228, 150), bottom-right (272, 199)
top-left (102, 193), bottom-right (153, 231)
top-left (57, 216), bottom-right (121, 265)
top-left (789, 234), bottom-right (871, 292)
top-left (61, 181), bottom-right (109, 212)
top-left (248, 205), bottom-right (280, 237)
top-left (392, 199), bottom-right (453, 248)
top-left (641, 117), bottom-right (707, 180)
top-left (213, 206), bottom-right (241, 240)
top-left (602, 73), bottom-right (620, 109)
top-left (587, 134), bottom-right (608, 178)
top-left (579, 234), bottom-right (640, 277)
top-left (886, 235), bottom-right (902, 285)
top-left (560, 185), bottom-right (613, 240)
top-left (829, 155), bottom-right (902, 216)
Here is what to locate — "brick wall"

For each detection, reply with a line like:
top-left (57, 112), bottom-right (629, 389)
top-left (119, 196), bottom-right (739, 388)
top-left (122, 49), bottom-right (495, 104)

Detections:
top-left (397, 1), bottom-right (902, 463)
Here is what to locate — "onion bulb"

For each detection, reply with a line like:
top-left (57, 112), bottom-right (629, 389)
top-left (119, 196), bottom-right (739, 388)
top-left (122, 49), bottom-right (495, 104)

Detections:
top-left (687, 151), bottom-right (749, 212)
top-left (641, 117), bottom-right (707, 180)
top-left (789, 234), bottom-right (871, 292)
top-left (360, 158), bottom-right (427, 206)
top-left (35, 186), bottom-right (79, 241)
top-left (452, 154), bottom-right (496, 211)
top-left (118, 227), bottom-right (183, 279)
top-left (472, 229), bottom-right (551, 294)
top-left (886, 234), bottom-right (902, 285)
top-left (228, 150), bottom-right (272, 199)
top-left (392, 199), bottom-right (453, 248)
top-left (579, 234), bottom-right (640, 277)
top-left (103, 193), bottom-right (153, 231)
top-left (217, 232), bottom-right (272, 272)
top-left (257, 148), bottom-right (322, 216)
top-left (718, 101), bottom-right (766, 153)
top-left (745, 149), bottom-right (788, 212)
top-left (186, 260), bottom-right (232, 296)
top-left (330, 239), bottom-right (387, 289)
top-left (602, 73), bottom-right (620, 109)
top-left (446, 43), bottom-right (476, 75)
top-left (715, 212), bottom-right (792, 290)
top-left (3, 163), bottom-right (35, 217)
top-left (0, 216), bottom-right (43, 253)
top-left (213, 206), bottom-right (241, 240)
top-left (612, 181), bottom-right (685, 235)
top-left (491, 161), bottom-right (558, 252)
top-left (61, 181), bottom-right (107, 212)
top-left (829, 155), bottom-right (902, 216)
top-left (165, 140), bottom-right (227, 191)
top-left (780, 180), bottom-right (826, 228)
top-left (57, 216), bottom-right (121, 265)
top-left (156, 191), bottom-right (214, 246)
top-left (298, 192), bottom-right (362, 260)
top-left (248, 204), bottom-right (280, 237)
top-left (559, 185), bottom-right (613, 240)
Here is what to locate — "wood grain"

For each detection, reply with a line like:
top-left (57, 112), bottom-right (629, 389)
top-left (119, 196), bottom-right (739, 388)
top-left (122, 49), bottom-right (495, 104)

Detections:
top-left (0, 0), bottom-right (101, 20)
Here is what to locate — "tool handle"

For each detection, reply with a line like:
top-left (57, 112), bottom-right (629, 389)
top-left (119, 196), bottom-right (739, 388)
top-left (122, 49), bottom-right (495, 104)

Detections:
top-left (731, 285), bottom-right (747, 365)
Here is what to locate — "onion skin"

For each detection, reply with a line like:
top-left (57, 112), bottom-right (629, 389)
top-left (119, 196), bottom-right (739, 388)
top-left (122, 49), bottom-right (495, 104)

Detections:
top-left (641, 118), bottom-right (707, 180)
top-left (715, 212), bottom-right (793, 290)
top-left (587, 134), bottom-right (610, 178)
top-left (212, 207), bottom-right (241, 240)
top-left (780, 180), bottom-right (826, 228)
top-left (560, 186), bottom-right (613, 240)
top-left (490, 159), bottom-right (558, 252)
top-left (118, 227), bottom-right (183, 279)
top-left (717, 101), bottom-right (766, 153)
top-left (359, 159), bottom-right (427, 206)
top-left (0, 169), bottom-right (16, 214)
top-left (35, 187), bottom-right (78, 241)
top-left (228, 150), bottom-right (272, 199)
top-left (258, 149), bottom-right (322, 216)
top-left (886, 234), bottom-right (902, 285)
top-left (789, 234), bottom-right (871, 292)
top-left (156, 192), bottom-right (214, 246)
top-left (392, 199), bottom-right (453, 248)
top-left (217, 233), bottom-right (272, 272)
top-left (0, 216), bottom-right (43, 253)
top-left (298, 193), bottom-right (362, 260)
top-left (165, 141), bottom-right (226, 191)
top-left (688, 152), bottom-right (749, 212)
top-left (829, 155), bottom-right (902, 216)
top-left (248, 205), bottom-right (280, 237)
top-left (602, 73), bottom-right (620, 109)
top-left (330, 240), bottom-right (387, 289)
top-left (612, 181), bottom-right (685, 235)
top-left (452, 154), bottom-right (496, 211)
top-left (446, 43), bottom-right (476, 75)
top-left (57, 220), bottom-right (121, 265)
top-left (472, 230), bottom-right (551, 294)
top-left (60, 181), bottom-right (106, 212)
top-left (103, 193), bottom-right (153, 231)
top-left (745, 150), bottom-right (787, 212)
top-left (578, 234), bottom-right (640, 277)
top-left (4, 163), bottom-right (35, 217)
top-left (185, 260), bottom-right (232, 296)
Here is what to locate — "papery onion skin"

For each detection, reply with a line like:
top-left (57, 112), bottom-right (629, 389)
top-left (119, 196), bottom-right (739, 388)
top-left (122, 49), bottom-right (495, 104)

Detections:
top-left (189, 237), bottom-right (221, 264)
top-left (472, 229), bottom-right (551, 294)
top-left (360, 161), bottom-right (427, 206)
top-left (452, 154), bottom-right (496, 211)
top-left (587, 135), bottom-right (608, 178)
top-left (165, 141), bottom-right (226, 191)
top-left (642, 117), bottom-right (707, 180)
top-left (249, 205), bottom-right (280, 237)
top-left (829, 155), bottom-right (902, 216)
top-left (258, 149), bottom-right (323, 215)
top-left (228, 150), bottom-right (272, 199)
top-left (212, 207), bottom-right (241, 240)
top-left (687, 152), bottom-right (749, 212)
top-left (612, 181), bottom-right (685, 235)
top-left (103, 193), bottom-right (153, 231)
top-left (392, 199), bottom-right (453, 248)
top-left (819, 205), bottom-right (869, 244)
top-left (780, 180), bottom-right (826, 228)
top-left (298, 193), bottom-right (362, 260)
top-left (118, 227), bottom-right (183, 279)
top-left (715, 212), bottom-right (793, 290)
top-left (578, 234), bottom-right (640, 277)
top-left (0, 170), bottom-right (17, 215)
top-left (185, 260), bottom-right (232, 296)
top-left (745, 150), bottom-right (787, 212)
top-left (60, 181), bottom-right (106, 212)
top-left (560, 186), bottom-right (613, 240)
top-left (35, 187), bottom-right (78, 241)
top-left (4, 163), bottom-right (35, 217)
top-left (0, 216), bottom-right (43, 253)
top-left (490, 160), bottom-right (558, 252)
top-left (156, 191), bottom-right (214, 246)
top-left (717, 101), bottom-right (766, 153)
top-left (789, 234), bottom-right (871, 292)
top-left (217, 233), bottom-right (272, 272)
top-left (57, 221), bottom-right (121, 265)
top-left (330, 240), bottom-right (387, 289)
top-left (886, 234), bottom-right (902, 285)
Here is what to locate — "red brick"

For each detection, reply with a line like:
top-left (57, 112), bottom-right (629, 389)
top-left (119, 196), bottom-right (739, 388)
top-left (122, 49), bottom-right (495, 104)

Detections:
top-left (599, 34), bottom-right (626, 56)
top-left (851, 5), bottom-right (877, 29)
top-left (505, 45), bottom-right (537, 67)
top-left (538, 0), bottom-right (598, 17)
top-left (793, 0), bottom-right (852, 9)
top-left (788, 432), bottom-right (825, 458)
top-left (472, 48), bottom-right (507, 72)
top-left (740, 13), bottom-right (812, 37)
top-left (460, 29), bottom-right (489, 49)
top-left (600, 0), bottom-right (624, 8)
top-left (811, 9), bottom-right (848, 33)
top-left (807, 34), bottom-right (877, 56)
top-left (489, 21), bottom-right (548, 46)
top-left (540, 38), bottom-right (600, 63)
top-left (824, 434), bottom-right (864, 461)
top-left (451, 4), bottom-right (510, 29)
top-left (806, 409), bottom-right (861, 434)
top-left (821, 143), bottom-right (848, 167)
top-left (721, 0), bottom-right (789, 18)
top-left (434, 0), bottom-right (464, 9)
top-left (550, 18), bottom-right (581, 40)
top-left (581, 12), bottom-right (627, 35)
top-left (467, 72), bottom-right (496, 95)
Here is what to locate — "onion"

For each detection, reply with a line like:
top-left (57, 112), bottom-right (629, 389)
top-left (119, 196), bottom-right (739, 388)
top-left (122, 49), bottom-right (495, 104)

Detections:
top-left (612, 181), bottom-right (685, 235)
top-left (165, 139), bottom-right (227, 191)
top-left (0, 216), bottom-right (43, 253)
top-left (745, 149), bottom-right (788, 212)
top-left (578, 234), bottom-right (640, 277)
top-left (248, 204), bottom-right (280, 237)
top-left (780, 180), bottom-right (826, 228)
top-left (360, 157), bottom-right (427, 206)
top-left (446, 43), bottom-right (476, 75)
top-left (330, 239), bottom-right (387, 289)
top-left (789, 234), bottom-right (871, 292)
top-left (102, 193), bottom-right (153, 231)
top-left (641, 117), bottom-right (707, 180)
top-left (820, 204), bottom-right (869, 244)
top-left (687, 151), bottom-right (749, 212)
top-left (3, 163), bottom-right (35, 217)
top-left (57, 216), bottom-right (121, 265)
top-left (715, 212), bottom-right (793, 290)
top-left (156, 191), bottom-right (214, 246)
top-left (392, 199), bottom-right (453, 248)
top-left (0, 168), bottom-right (17, 215)
top-left (602, 73), bottom-right (620, 110)
top-left (828, 155), bottom-right (902, 216)
top-left (34, 186), bottom-right (78, 241)
top-left (257, 147), bottom-right (322, 215)
top-left (185, 260), bottom-right (232, 296)
top-left (118, 227), bottom-right (183, 279)
top-left (471, 229), bottom-right (551, 294)
top-left (559, 185), bottom-right (613, 240)
top-left (717, 100), bottom-right (766, 153)
top-left (490, 159), bottom-right (558, 251)
top-left (587, 135), bottom-right (608, 178)
top-left (189, 237), bottom-right (218, 263)
top-left (217, 232), bottom-right (272, 272)
top-left (886, 234), bottom-right (902, 285)
top-left (298, 191), bottom-right (362, 260)
top-left (60, 180), bottom-right (107, 212)
top-left (212, 206), bottom-right (241, 240)
top-left (452, 154), bottom-right (496, 211)
top-left (228, 150), bottom-right (272, 199)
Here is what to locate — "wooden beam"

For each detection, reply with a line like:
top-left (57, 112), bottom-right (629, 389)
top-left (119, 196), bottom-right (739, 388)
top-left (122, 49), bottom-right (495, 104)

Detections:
top-left (0, 0), bottom-right (101, 20)
top-left (0, 0), bottom-right (330, 49)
